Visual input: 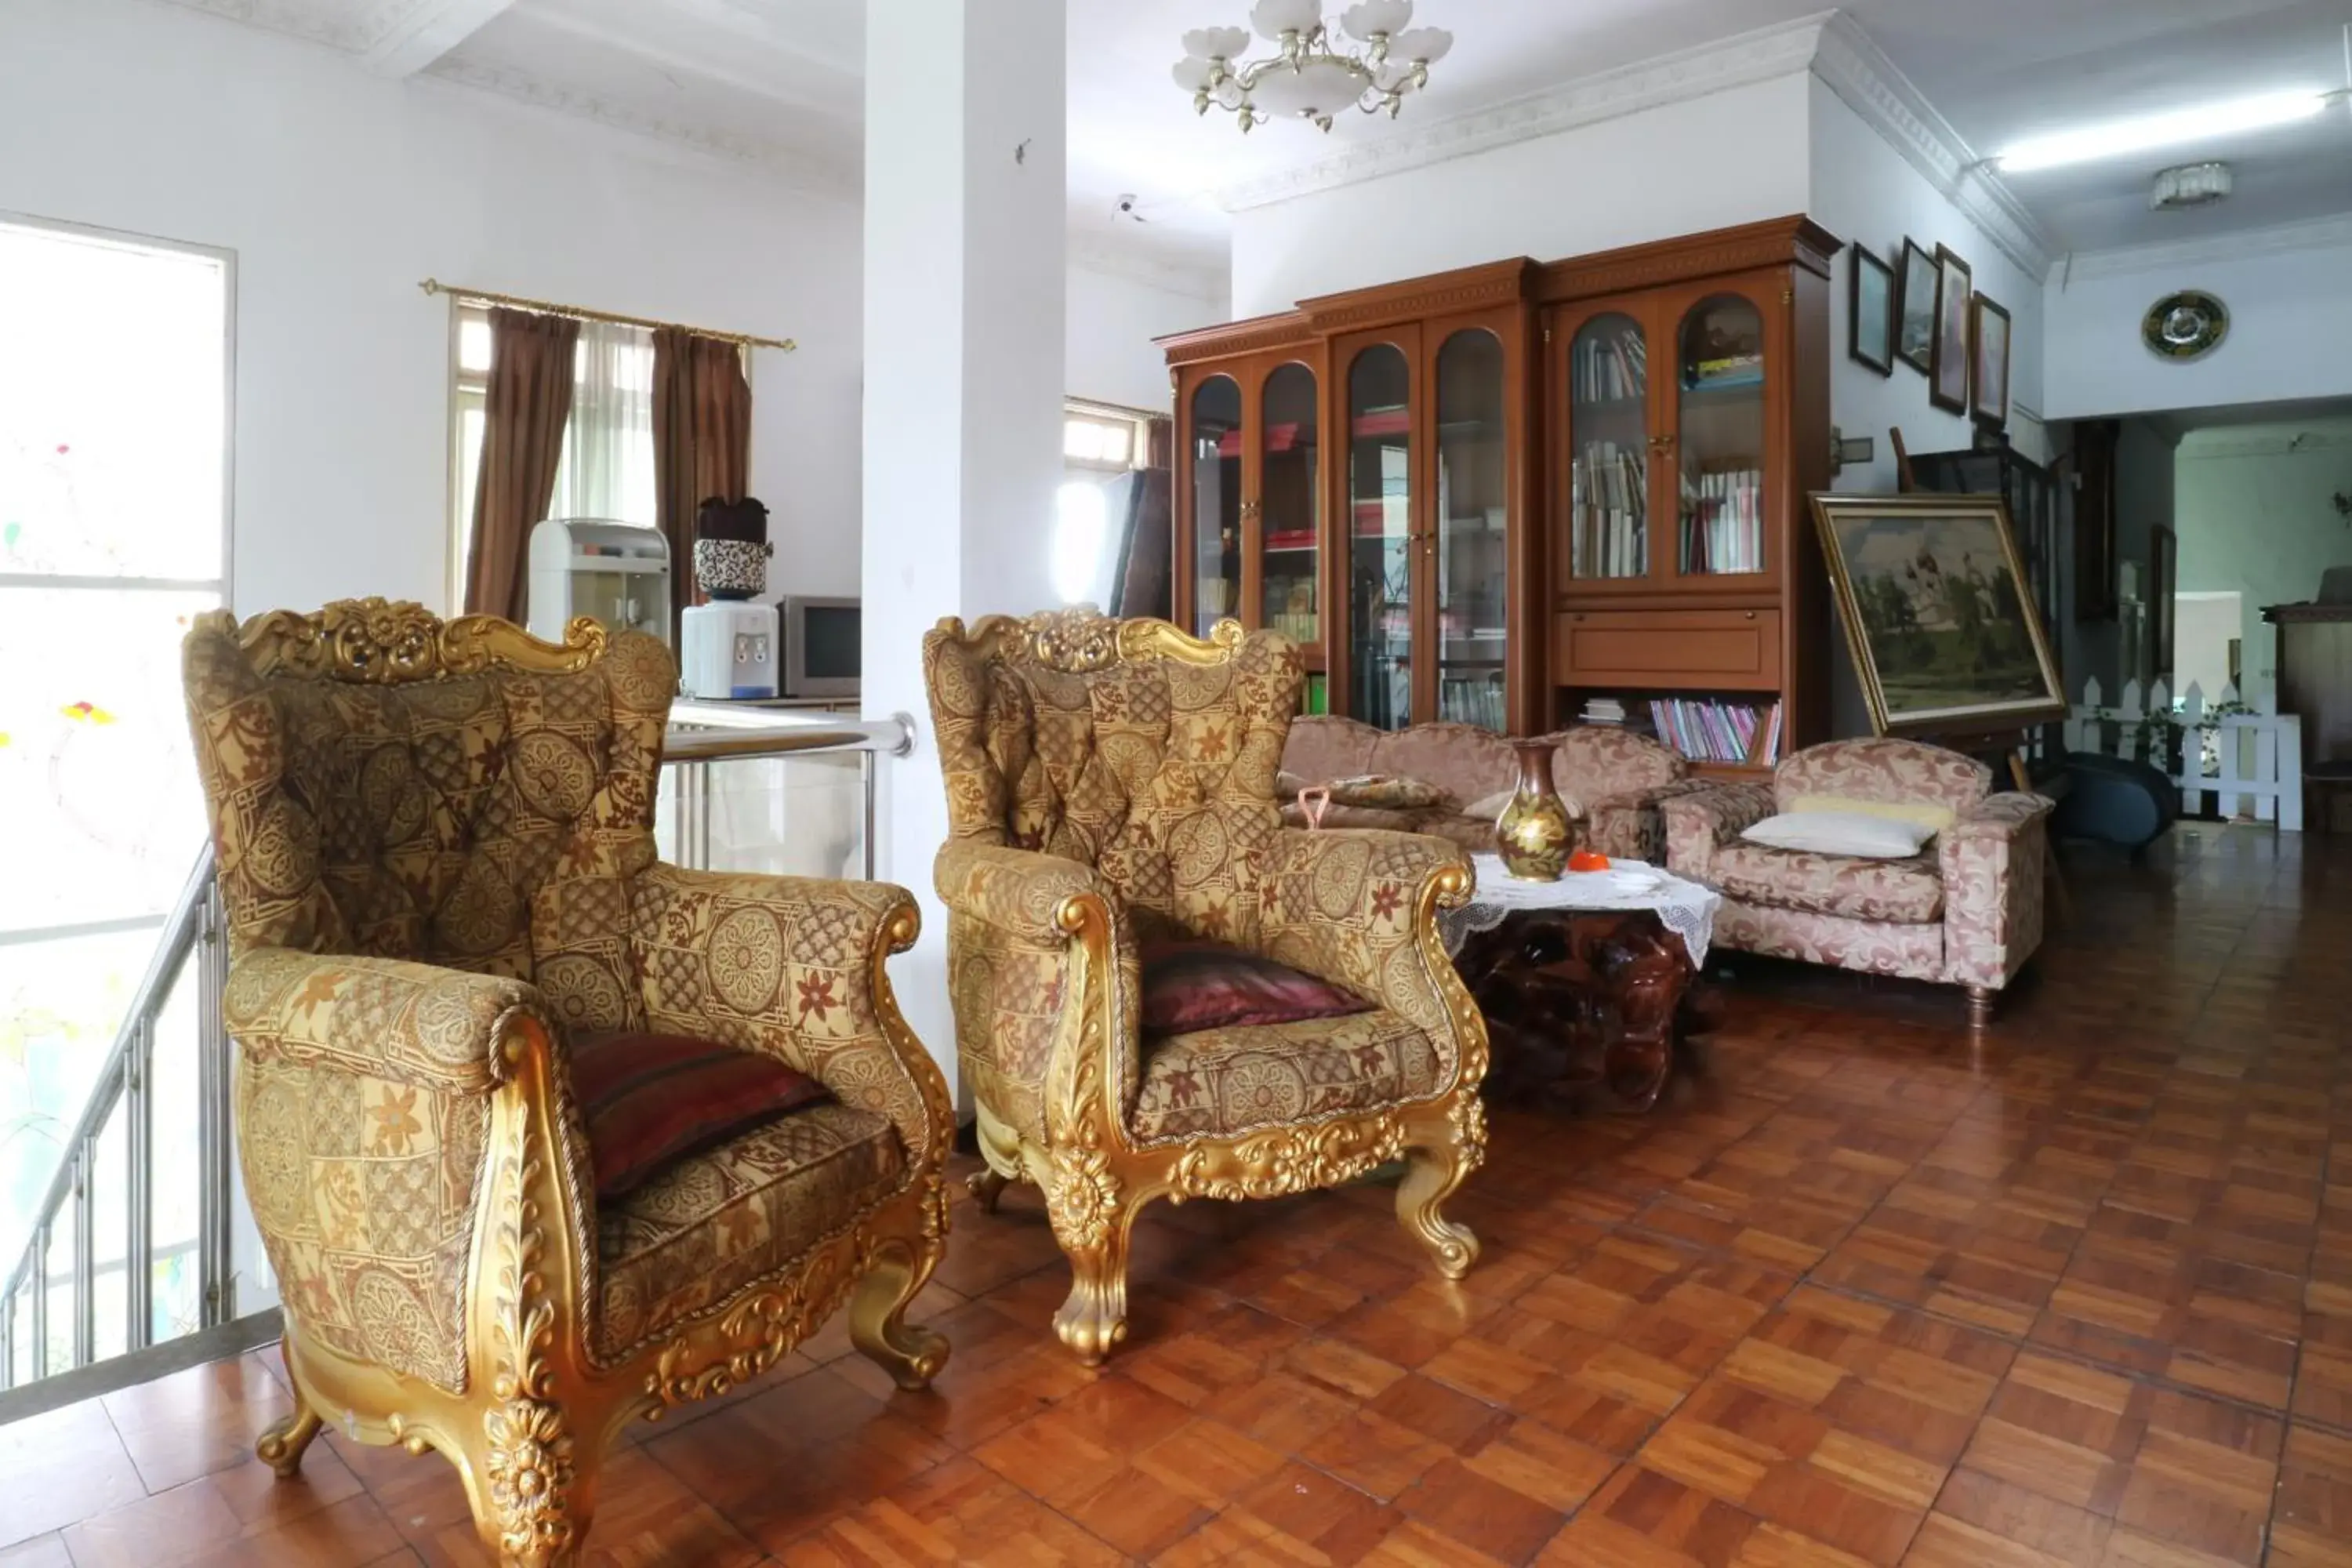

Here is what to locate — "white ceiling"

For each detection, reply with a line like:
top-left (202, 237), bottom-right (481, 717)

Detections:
top-left (162, 0), bottom-right (2352, 276)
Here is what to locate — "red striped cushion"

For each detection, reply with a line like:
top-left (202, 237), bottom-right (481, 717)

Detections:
top-left (1138, 938), bottom-right (1374, 1037)
top-left (570, 1031), bottom-right (831, 1200)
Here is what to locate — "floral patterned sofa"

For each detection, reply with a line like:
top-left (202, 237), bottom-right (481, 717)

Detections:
top-left (1660, 738), bottom-right (2054, 1024)
top-left (1280, 716), bottom-right (1698, 861)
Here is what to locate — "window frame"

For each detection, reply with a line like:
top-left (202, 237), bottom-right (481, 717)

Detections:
top-left (1063, 399), bottom-right (1152, 476)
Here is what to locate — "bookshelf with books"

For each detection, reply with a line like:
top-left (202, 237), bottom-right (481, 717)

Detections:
top-left (1544, 220), bottom-right (1835, 776)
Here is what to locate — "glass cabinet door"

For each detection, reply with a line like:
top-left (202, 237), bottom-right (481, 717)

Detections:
top-left (1673, 293), bottom-right (1766, 577)
top-left (1565, 310), bottom-right (1650, 582)
top-left (1188, 374), bottom-right (1242, 636)
top-left (1434, 328), bottom-right (1506, 728)
top-left (1256, 362), bottom-right (1319, 649)
top-left (1345, 343), bottom-right (1413, 730)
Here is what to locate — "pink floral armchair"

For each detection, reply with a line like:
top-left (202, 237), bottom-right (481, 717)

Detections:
top-left (1661, 738), bottom-right (2053, 1024)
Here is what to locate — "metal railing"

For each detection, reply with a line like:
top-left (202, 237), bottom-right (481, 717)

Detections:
top-left (1, 708), bottom-right (913, 1394)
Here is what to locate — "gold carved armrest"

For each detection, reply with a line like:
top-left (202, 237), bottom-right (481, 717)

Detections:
top-left (223, 947), bottom-right (543, 1094)
top-left (933, 840), bottom-right (1137, 1146)
top-left (1258, 828), bottom-right (1472, 1058)
top-left (628, 864), bottom-right (951, 1170)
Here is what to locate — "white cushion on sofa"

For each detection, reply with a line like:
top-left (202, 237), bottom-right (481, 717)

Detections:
top-left (1740, 810), bottom-right (1934, 859)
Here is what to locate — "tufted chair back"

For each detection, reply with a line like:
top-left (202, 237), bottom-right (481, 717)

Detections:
top-left (1773, 737), bottom-right (1991, 816)
top-left (923, 611), bottom-right (1302, 945)
top-left (183, 601), bottom-right (675, 982)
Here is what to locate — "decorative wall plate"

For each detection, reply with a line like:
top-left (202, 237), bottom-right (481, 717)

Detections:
top-left (2143, 290), bottom-right (2227, 360)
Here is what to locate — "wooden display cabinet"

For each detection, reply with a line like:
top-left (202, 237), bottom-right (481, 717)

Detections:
top-left (1160, 217), bottom-right (1835, 760)
top-left (1544, 218), bottom-right (1838, 775)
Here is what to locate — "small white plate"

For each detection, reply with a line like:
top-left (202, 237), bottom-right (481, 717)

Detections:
top-left (1566, 868), bottom-right (1664, 896)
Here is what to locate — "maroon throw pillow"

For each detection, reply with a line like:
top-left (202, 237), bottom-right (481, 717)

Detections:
top-left (570, 1031), bottom-right (832, 1200)
top-left (1138, 938), bottom-right (1374, 1037)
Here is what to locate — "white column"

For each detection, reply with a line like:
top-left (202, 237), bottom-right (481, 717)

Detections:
top-left (862, 0), bottom-right (1066, 1087)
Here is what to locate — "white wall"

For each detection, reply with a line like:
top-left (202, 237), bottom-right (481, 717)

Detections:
top-left (2175, 421), bottom-right (2352, 707)
top-left (0, 0), bottom-right (865, 617)
top-left (1806, 78), bottom-right (2048, 488)
top-left (2042, 223), bottom-right (2352, 422)
top-left (1065, 259), bottom-right (1222, 412)
top-left (1228, 73), bottom-right (1813, 316)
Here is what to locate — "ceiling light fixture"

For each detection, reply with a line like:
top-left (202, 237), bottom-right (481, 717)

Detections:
top-left (1994, 90), bottom-right (2331, 173)
top-left (1172, 0), bottom-right (1452, 134)
top-left (2150, 162), bottom-right (2233, 209)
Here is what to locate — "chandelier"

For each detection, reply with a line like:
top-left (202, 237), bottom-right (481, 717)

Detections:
top-left (1171, 0), bottom-right (1454, 133)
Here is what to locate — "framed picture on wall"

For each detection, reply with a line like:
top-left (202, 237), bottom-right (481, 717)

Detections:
top-left (1896, 238), bottom-right (1936, 375)
top-left (1970, 294), bottom-right (2011, 430)
top-left (1812, 492), bottom-right (2067, 737)
top-left (1929, 245), bottom-right (1973, 413)
top-left (1849, 245), bottom-right (1895, 376)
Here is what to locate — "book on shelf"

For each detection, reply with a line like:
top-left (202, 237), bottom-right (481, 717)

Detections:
top-left (1263, 528), bottom-right (1317, 551)
top-left (1684, 352), bottom-right (1762, 390)
top-left (1642, 697), bottom-right (1783, 766)
top-left (1570, 440), bottom-right (1649, 578)
top-left (1680, 466), bottom-right (1762, 574)
top-left (1574, 324), bottom-right (1647, 403)
top-left (1352, 405), bottom-right (1409, 437)
top-left (1439, 676), bottom-right (1505, 731)
top-left (1579, 697), bottom-right (1628, 726)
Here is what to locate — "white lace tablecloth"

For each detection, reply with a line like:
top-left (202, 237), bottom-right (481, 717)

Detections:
top-left (1439, 855), bottom-right (1722, 968)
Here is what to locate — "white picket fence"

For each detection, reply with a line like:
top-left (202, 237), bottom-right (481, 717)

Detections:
top-left (2067, 677), bottom-right (2304, 830)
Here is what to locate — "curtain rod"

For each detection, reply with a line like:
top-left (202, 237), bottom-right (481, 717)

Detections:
top-left (417, 278), bottom-right (797, 353)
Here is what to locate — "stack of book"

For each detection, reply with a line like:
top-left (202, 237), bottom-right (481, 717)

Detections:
top-left (1579, 696), bottom-right (1628, 726)
top-left (1576, 325), bottom-right (1646, 402)
top-left (1682, 467), bottom-right (1762, 573)
top-left (1685, 351), bottom-right (1763, 390)
top-left (1645, 698), bottom-right (1782, 765)
top-left (1571, 441), bottom-right (1648, 577)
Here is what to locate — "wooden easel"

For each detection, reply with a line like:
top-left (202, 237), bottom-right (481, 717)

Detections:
top-left (1887, 426), bottom-right (2072, 923)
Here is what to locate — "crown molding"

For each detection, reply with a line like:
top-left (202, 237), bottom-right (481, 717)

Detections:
top-left (2055, 211), bottom-right (2352, 284)
top-left (1067, 235), bottom-right (1225, 301)
top-left (420, 57), bottom-right (858, 196)
top-left (1215, 13), bottom-right (1832, 212)
top-left (1808, 12), bottom-right (2053, 282)
top-left (154, 0), bottom-right (368, 50)
top-left (2180, 424), bottom-right (2352, 459)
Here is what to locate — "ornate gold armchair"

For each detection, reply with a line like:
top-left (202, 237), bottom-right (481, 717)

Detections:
top-left (182, 601), bottom-right (951, 1567)
top-left (924, 612), bottom-right (1489, 1363)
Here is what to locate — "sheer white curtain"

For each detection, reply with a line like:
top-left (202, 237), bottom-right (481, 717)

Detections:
top-left (551, 318), bottom-right (658, 523)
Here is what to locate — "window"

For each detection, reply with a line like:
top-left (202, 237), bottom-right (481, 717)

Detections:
top-left (0, 215), bottom-right (229, 1343)
top-left (448, 304), bottom-right (658, 605)
top-left (1054, 401), bottom-right (1151, 606)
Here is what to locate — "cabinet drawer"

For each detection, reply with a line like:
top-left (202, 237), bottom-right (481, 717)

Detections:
top-left (1555, 609), bottom-right (1781, 690)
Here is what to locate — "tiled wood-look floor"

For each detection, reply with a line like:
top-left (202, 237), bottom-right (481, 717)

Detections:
top-left (4, 822), bottom-right (2348, 1566)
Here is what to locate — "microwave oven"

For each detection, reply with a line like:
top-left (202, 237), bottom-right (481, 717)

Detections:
top-left (780, 595), bottom-right (859, 699)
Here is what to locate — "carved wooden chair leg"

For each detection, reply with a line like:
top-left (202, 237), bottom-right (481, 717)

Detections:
top-left (1051, 1196), bottom-right (1143, 1366)
top-left (462, 1406), bottom-right (600, 1568)
top-left (1396, 1146), bottom-right (1480, 1280)
top-left (967, 1168), bottom-right (1011, 1214)
top-left (255, 1405), bottom-right (323, 1479)
top-left (849, 1240), bottom-right (952, 1391)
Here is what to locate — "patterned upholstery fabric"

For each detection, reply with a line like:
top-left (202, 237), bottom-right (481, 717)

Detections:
top-left (568, 1031), bottom-right (832, 1200)
top-left (1942, 793), bottom-right (2053, 989)
top-left (924, 615), bottom-right (1474, 1152)
top-left (235, 1046), bottom-right (488, 1391)
top-left (1128, 1009), bottom-right (1442, 1144)
top-left (1715, 899), bottom-right (1947, 982)
top-left (1772, 738), bottom-right (1991, 817)
top-left (187, 604), bottom-right (947, 1391)
top-left (1279, 716), bottom-right (1689, 862)
top-left (594, 1103), bottom-right (902, 1357)
top-left (1708, 844), bottom-right (1945, 924)
top-left (183, 613), bottom-right (672, 968)
top-left (1662, 742), bottom-right (2053, 995)
top-left (1138, 938), bottom-right (1372, 1036)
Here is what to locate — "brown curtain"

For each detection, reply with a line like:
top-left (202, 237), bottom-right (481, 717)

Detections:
top-left (652, 328), bottom-right (753, 638)
top-left (463, 307), bottom-right (581, 621)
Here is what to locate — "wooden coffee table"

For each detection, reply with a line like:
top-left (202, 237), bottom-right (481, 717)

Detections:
top-left (1441, 858), bottom-right (1719, 1112)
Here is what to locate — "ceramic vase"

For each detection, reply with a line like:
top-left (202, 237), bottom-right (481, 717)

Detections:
top-left (693, 538), bottom-right (771, 601)
top-left (1494, 739), bottom-right (1573, 880)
